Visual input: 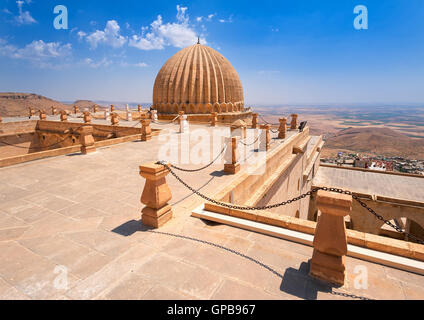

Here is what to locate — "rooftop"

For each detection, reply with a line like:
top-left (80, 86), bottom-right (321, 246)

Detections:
top-left (0, 119), bottom-right (423, 300)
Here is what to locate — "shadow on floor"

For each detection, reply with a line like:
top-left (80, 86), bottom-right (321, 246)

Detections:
top-left (112, 219), bottom-right (152, 236)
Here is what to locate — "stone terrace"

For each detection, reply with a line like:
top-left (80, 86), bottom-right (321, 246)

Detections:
top-left (0, 120), bottom-right (423, 300)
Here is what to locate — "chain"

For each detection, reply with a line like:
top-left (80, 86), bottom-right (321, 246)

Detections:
top-left (239, 135), bottom-right (260, 147)
top-left (152, 115), bottom-right (179, 125)
top-left (168, 146), bottom-right (227, 172)
top-left (259, 114), bottom-right (279, 126)
top-left (154, 163), bottom-right (424, 243)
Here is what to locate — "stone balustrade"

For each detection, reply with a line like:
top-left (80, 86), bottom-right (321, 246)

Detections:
top-left (224, 136), bottom-right (240, 174)
top-left (141, 119), bottom-right (152, 141)
top-left (310, 190), bottom-right (353, 286)
top-left (259, 124), bottom-right (271, 151)
top-left (278, 118), bottom-right (287, 139)
top-left (83, 112), bottom-right (91, 124)
top-left (252, 113), bottom-right (258, 129)
top-left (60, 111), bottom-right (68, 122)
top-left (211, 112), bottom-right (218, 127)
top-left (79, 125), bottom-right (96, 154)
top-left (290, 114), bottom-right (298, 130)
top-left (139, 162), bottom-right (173, 228)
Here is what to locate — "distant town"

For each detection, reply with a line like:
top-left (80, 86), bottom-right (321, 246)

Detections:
top-left (321, 153), bottom-right (424, 175)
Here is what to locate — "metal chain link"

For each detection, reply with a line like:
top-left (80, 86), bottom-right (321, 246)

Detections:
top-left (259, 114), bottom-right (279, 126)
top-left (168, 146), bottom-right (227, 172)
top-left (155, 163), bottom-right (424, 244)
top-left (239, 135), bottom-right (260, 147)
top-left (152, 115), bottom-right (179, 125)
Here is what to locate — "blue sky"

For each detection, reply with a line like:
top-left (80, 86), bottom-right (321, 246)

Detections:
top-left (0, 0), bottom-right (423, 105)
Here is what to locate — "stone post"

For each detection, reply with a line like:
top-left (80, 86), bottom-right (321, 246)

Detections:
top-left (111, 113), bottom-right (119, 126)
top-left (259, 124), bottom-right (271, 151)
top-left (39, 110), bottom-right (46, 120)
top-left (83, 112), bottom-right (91, 124)
top-left (110, 105), bottom-right (115, 112)
top-left (79, 126), bottom-right (96, 154)
top-left (60, 111), bottom-right (68, 122)
top-left (93, 105), bottom-right (99, 113)
top-left (224, 136), bottom-right (241, 174)
top-left (139, 162), bottom-right (173, 228)
top-left (211, 112), bottom-right (218, 127)
top-left (290, 114), bottom-right (298, 130)
top-left (152, 110), bottom-right (158, 122)
top-left (29, 107), bottom-right (35, 118)
top-left (51, 106), bottom-right (57, 115)
top-left (104, 110), bottom-right (110, 120)
top-left (179, 111), bottom-right (185, 133)
top-left (310, 190), bottom-right (352, 286)
top-left (278, 118), bottom-right (287, 139)
top-left (141, 119), bottom-right (152, 141)
top-left (138, 104), bottom-right (142, 112)
top-left (0, 115), bottom-right (2, 123)
top-left (74, 106), bottom-right (79, 114)
top-left (252, 113), bottom-right (258, 129)
top-left (126, 111), bottom-right (132, 121)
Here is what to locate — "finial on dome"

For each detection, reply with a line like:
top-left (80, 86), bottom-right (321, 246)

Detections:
top-left (197, 37), bottom-right (200, 44)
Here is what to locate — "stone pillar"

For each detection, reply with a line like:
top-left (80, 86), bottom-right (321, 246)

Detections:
top-left (79, 126), bottom-right (96, 154)
top-left (141, 119), bottom-right (152, 141)
top-left (224, 136), bottom-right (241, 174)
top-left (179, 111), bottom-right (185, 133)
top-left (139, 162), bottom-right (173, 228)
top-left (211, 112), bottom-right (218, 127)
top-left (138, 104), bottom-right (142, 112)
top-left (60, 111), bottom-right (68, 122)
top-left (290, 114), bottom-right (298, 130)
top-left (83, 112), bottom-right (91, 124)
top-left (39, 110), bottom-right (46, 120)
top-left (104, 110), bottom-right (110, 120)
top-left (0, 115), bottom-right (2, 123)
top-left (74, 106), bottom-right (79, 114)
top-left (310, 190), bottom-right (352, 286)
top-left (110, 105), bottom-right (115, 112)
top-left (51, 106), bottom-right (57, 115)
top-left (260, 124), bottom-right (271, 151)
top-left (111, 113), bottom-right (119, 126)
top-left (126, 111), bottom-right (132, 121)
top-left (252, 113), bottom-right (258, 129)
top-left (152, 110), bottom-right (158, 122)
top-left (278, 118), bottom-right (287, 139)
top-left (93, 105), bottom-right (99, 113)
top-left (29, 107), bottom-right (35, 118)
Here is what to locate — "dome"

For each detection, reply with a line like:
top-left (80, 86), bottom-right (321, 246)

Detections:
top-left (153, 43), bottom-right (244, 114)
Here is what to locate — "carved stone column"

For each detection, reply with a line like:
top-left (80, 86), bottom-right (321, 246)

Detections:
top-left (290, 114), bottom-right (298, 130)
top-left (260, 124), bottom-right (271, 151)
top-left (138, 104), bottom-right (142, 112)
top-left (93, 105), bottom-right (99, 113)
top-left (111, 113), bottom-right (119, 126)
top-left (224, 136), bottom-right (240, 174)
top-left (252, 113), bottom-right (258, 129)
top-left (139, 162), bottom-right (173, 228)
top-left (60, 111), bottom-right (68, 122)
top-left (39, 110), bottom-right (46, 120)
top-left (141, 119), bottom-right (152, 141)
top-left (83, 112), bottom-right (91, 124)
top-left (79, 125), bottom-right (96, 154)
top-left (51, 106), bottom-right (57, 115)
top-left (74, 106), bottom-right (79, 114)
top-left (110, 105), bottom-right (115, 113)
top-left (278, 118), bottom-right (287, 139)
top-left (211, 112), bottom-right (218, 127)
top-left (29, 108), bottom-right (35, 118)
top-left (310, 190), bottom-right (352, 286)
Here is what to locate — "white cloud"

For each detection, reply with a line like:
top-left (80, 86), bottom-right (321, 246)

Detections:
top-left (195, 13), bottom-right (215, 23)
top-left (83, 57), bottom-right (112, 68)
top-left (135, 62), bottom-right (148, 67)
top-left (14, 0), bottom-right (36, 25)
top-left (219, 14), bottom-right (233, 23)
top-left (0, 39), bottom-right (71, 60)
top-left (77, 31), bottom-right (87, 39)
top-left (2, 8), bottom-right (12, 14)
top-left (82, 20), bottom-right (127, 49)
top-left (129, 5), bottom-right (205, 50)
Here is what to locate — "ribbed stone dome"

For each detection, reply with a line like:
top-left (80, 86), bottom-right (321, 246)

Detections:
top-left (153, 43), bottom-right (244, 114)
